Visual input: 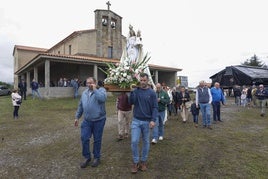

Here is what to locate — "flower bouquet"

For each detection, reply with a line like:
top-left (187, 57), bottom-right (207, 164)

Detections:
top-left (100, 53), bottom-right (151, 92)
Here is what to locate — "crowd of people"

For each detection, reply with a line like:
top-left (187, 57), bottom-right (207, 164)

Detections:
top-left (233, 84), bottom-right (268, 116)
top-left (11, 73), bottom-right (267, 174)
top-left (73, 73), bottom-right (268, 174)
top-left (57, 77), bottom-right (82, 98)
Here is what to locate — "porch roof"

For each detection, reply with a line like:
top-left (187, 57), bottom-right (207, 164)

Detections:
top-left (15, 53), bottom-right (182, 75)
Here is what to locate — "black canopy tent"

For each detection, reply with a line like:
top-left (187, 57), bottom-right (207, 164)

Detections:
top-left (210, 65), bottom-right (268, 88)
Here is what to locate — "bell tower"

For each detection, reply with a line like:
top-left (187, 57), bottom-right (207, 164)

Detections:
top-left (94, 1), bottom-right (123, 59)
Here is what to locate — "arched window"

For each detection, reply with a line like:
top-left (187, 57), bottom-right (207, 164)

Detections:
top-left (102, 16), bottom-right (108, 26)
top-left (111, 18), bottom-right (116, 29)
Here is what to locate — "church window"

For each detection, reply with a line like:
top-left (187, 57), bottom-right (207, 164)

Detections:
top-left (111, 19), bottom-right (116, 29)
top-left (58, 51), bottom-right (60, 54)
top-left (108, 46), bottom-right (113, 58)
top-left (102, 16), bottom-right (108, 26)
top-left (68, 45), bottom-right (72, 55)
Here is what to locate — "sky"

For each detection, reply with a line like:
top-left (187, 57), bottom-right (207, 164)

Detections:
top-left (1, 0), bottom-right (268, 87)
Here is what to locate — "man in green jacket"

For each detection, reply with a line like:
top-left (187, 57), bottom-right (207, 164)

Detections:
top-left (152, 83), bottom-right (170, 144)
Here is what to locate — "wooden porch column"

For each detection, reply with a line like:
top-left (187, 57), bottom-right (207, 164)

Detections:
top-left (174, 72), bottom-right (178, 87)
top-left (45, 60), bottom-right (50, 88)
top-left (34, 67), bottom-right (38, 82)
top-left (26, 71), bottom-right (30, 90)
top-left (94, 64), bottom-right (98, 81)
top-left (155, 70), bottom-right (159, 83)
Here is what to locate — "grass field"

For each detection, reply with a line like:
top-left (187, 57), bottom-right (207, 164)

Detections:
top-left (0, 95), bottom-right (267, 178)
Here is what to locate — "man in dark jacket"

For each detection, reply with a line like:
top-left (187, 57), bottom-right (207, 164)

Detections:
top-left (233, 85), bottom-right (241, 106)
top-left (172, 87), bottom-right (179, 115)
top-left (18, 79), bottom-right (27, 100)
top-left (129, 73), bottom-right (158, 173)
top-left (30, 79), bottom-right (41, 99)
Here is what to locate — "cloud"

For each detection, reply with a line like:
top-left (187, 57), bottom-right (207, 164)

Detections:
top-left (0, 36), bottom-right (15, 83)
top-left (1, 0), bottom-right (268, 86)
top-left (0, 67), bottom-right (13, 83)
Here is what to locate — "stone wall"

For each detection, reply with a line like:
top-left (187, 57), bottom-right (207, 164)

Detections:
top-left (26, 87), bottom-right (113, 99)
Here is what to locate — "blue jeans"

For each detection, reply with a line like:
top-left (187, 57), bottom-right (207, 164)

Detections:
top-left (152, 110), bottom-right (165, 140)
top-left (32, 89), bottom-right (41, 99)
top-left (192, 114), bottom-right (198, 124)
top-left (80, 118), bottom-right (106, 160)
top-left (199, 103), bottom-right (211, 126)
top-left (131, 118), bottom-right (150, 164)
top-left (212, 101), bottom-right (221, 121)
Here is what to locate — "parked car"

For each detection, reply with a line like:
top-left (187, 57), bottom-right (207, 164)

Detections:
top-left (0, 85), bottom-right (11, 96)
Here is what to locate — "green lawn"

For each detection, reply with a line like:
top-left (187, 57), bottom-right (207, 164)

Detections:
top-left (0, 95), bottom-right (267, 178)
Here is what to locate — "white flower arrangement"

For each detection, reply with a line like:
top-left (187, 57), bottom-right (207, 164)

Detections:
top-left (100, 53), bottom-right (150, 89)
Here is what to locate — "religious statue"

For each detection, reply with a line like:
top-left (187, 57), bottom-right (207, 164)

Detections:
top-left (121, 25), bottom-right (143, 63)
top-left (129, 24), bottom-right (136, 37)
top-left (120, 25), bottom-right (156, 89)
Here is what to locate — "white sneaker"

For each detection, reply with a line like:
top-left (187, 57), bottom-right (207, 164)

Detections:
top-left (151, 139), bottom-right (157, 144)
top-left (159, 136), bottom-right (163, 141)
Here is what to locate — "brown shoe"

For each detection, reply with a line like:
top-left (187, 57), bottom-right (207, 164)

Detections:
top-left (131, 163), bottom-right (139, 174)
top-left (139, 161), bottom-right (147, 171)
top-left (207, 126), bottom-right (213, 130)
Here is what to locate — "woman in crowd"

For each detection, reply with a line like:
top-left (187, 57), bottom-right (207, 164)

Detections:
top-left (177, 86), bottom-right (191, 122)
top-left (11, 89), bottom-right (22, 119)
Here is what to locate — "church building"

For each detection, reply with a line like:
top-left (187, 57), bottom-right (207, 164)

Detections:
top-left (13, 3), bottom-right (181, 98)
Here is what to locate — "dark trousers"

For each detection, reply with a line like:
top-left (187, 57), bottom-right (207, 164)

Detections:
top-left (20, 90), bottom-right (27, 100)
top-left (167, 103), bottom-right (173, 115)
top-left (174, 102), bottom-right (178, 114)
top-left (13, 106), bottom-right (20, 118)
top-left (212, 101), bottom-right (221, 121)
top-left (192, 114), bottom-right (198, 123)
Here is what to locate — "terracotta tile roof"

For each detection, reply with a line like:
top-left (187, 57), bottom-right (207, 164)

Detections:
top-left (15, 53), bottom-right (181, 74)
top-left (47, 29), bottom-right (96, 52)
top-left (14, 53), bottom-right (119, 74)
top-left (40, 53), bottom-right (119, 63)
top-left (41, 53), bottom-right (181, 71)
top-left (13, 45), bottom-right (48, 55)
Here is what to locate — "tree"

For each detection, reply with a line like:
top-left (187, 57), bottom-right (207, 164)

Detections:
top-left (241, 54), bottom-right (266, 67)
top-left (0, 81), bottom-right (13, 89)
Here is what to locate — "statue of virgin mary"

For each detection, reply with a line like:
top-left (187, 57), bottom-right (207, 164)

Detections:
top-left (120, 25), bottom-right (143, 63)
top-left (120, 25), bottom-right (155, 89)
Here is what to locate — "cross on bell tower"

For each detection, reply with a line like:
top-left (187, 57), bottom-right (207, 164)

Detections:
top-left (106, 1), bottom-right (111, 11)
top-left (94, 2), bottom-right (122, 59)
